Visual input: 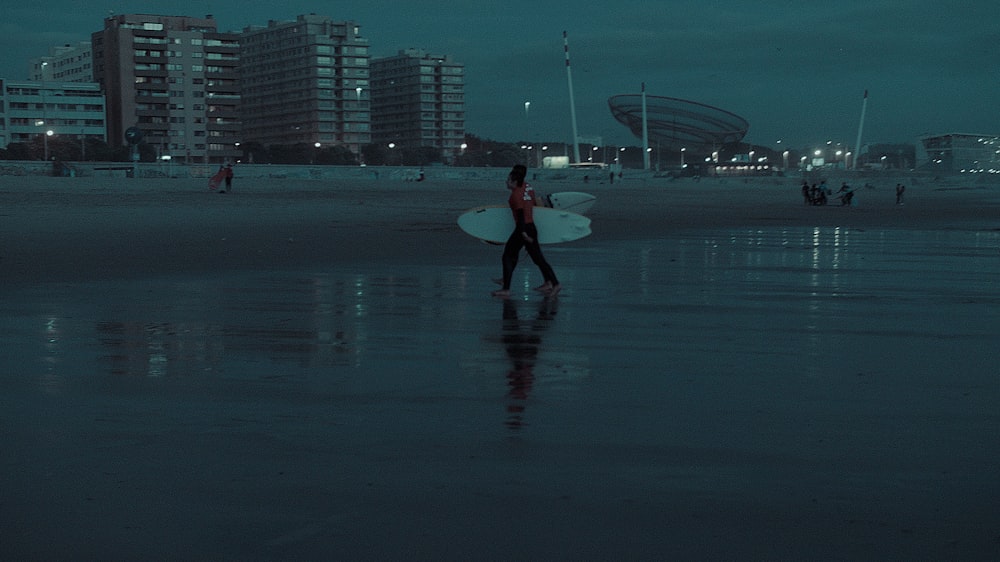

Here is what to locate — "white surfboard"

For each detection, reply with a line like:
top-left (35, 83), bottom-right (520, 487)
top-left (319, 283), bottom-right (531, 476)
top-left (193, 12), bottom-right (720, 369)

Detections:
top-left (545, 191), bottom-right (596, 214)
top-left (457, 206), bottom-right (592, 244)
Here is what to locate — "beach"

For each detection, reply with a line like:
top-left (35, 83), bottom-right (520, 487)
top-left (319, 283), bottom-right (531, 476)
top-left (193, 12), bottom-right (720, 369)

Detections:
top-left (2, 173), bottom-right (999, 559)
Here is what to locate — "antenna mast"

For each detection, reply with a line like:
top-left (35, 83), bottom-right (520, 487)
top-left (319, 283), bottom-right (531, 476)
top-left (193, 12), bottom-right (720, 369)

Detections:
top-left (853, 90), bottom-right (868, 170)
top-left (563, 31), bottom-right (581, 164)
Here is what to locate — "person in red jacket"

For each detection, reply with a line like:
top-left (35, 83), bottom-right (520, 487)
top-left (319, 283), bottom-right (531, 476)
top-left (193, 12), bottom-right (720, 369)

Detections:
top-left (491, 165), bottom-right (561, 298)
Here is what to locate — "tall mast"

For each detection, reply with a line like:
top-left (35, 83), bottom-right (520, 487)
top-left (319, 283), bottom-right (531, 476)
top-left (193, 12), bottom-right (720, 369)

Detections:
top-left (563, 31), bottom-right (581, 164)
top-left (642, 83), bottom-right (650, 170)
top-left (853, 89), bottom-right (868, 169)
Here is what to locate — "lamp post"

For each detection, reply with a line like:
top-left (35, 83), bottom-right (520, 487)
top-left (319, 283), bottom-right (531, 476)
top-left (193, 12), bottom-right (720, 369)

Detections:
top-left (45, 129), bottom-right (53, 161)
top-left (313, 142), bottom-right (321, 164)
top-left (680, 147), bottom-right (686, 168)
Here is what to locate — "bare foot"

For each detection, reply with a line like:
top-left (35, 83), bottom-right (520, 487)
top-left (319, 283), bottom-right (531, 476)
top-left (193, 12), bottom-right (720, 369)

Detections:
top-left (546, 284), bottom-right (562, 297)
top-left (491, 289), bottom-right (511, 298)
top-left (533, 282), bottom-right (553, 293)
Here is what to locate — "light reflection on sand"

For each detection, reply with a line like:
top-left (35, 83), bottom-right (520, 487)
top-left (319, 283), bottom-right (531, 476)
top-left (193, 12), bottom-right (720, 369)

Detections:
top-left (8, 226), bottom-right (996, 388)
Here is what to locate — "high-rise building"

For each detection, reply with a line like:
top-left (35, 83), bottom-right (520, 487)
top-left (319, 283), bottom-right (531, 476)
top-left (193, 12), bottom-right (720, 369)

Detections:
top-left (0, 79), bottom-right (106, 153)
top-left (370, 49), bottom-right (465, 161)
top-left (92, 14), bottom-right (241, 164)
top-left (30, 42), bottom-right (95, 83)
top-left (239, 14), bottom-right (370, 155)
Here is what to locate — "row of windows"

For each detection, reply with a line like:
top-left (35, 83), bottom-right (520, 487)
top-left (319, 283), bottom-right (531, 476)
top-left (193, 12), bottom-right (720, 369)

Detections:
top-left (316, 45), bottom-right (368, 56)
top-left (6, 101), bottom-right (104, 111)
top-left (137, 116), bottom-right (242, 127)
top-left (135, 63), bottom-right (234, 73)
top-left (5, 87), bottom-right (102, 97)
top-left (133, 35), bottom-right (238, 48)
top-left (8, 117), bottom-right (105, 126)
top-left (316, 56), bottom-right (368, 67)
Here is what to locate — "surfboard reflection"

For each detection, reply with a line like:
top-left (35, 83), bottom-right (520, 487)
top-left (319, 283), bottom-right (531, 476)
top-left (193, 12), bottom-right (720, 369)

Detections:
top-left (500, 298), bottom-right (558, 430)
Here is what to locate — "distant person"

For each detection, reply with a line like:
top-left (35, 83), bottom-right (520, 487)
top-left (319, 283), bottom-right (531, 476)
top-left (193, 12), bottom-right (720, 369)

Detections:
top-left (801, 181), bottom-right (811, 205)
top-left (896, 183), bottom-right (905, 205)
top-left (837, 182), bottom-right (853, 206)
top-left (209, 165), bottom-right (226, 191)
top-left (491, 165), bottom-right (561, 298)
top-left (220, 164), bottom-right (233, 193)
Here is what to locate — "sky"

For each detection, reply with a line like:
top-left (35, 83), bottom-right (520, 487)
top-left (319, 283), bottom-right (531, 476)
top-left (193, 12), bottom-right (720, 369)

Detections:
top-left (2, 0), bottom-right (998, 152)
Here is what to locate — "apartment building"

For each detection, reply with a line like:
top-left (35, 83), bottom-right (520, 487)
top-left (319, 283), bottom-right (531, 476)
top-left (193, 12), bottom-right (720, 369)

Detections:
top-left (0, 79), bottom-right (106, 154)
top-left (370, 49), bottom-right (465, 161)
top-left (30, 42), bottom-right (95, 83)
top-left (239, 14), bottom-right (371, 155)
top-left (92, 14), bottom-right (241, 164)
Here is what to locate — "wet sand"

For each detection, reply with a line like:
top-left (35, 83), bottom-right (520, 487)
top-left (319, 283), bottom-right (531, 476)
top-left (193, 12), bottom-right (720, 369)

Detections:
top-left (2, 174), bottom-right (999, 559)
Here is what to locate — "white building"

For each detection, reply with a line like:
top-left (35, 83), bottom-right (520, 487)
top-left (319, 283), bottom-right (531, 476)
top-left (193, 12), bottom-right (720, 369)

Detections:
top-left (919, 133), bottom-right (1000, 174)
top-left (0, 79), bottom-right (106, 156)
top-left (30, 42), bottom-right (95, 83)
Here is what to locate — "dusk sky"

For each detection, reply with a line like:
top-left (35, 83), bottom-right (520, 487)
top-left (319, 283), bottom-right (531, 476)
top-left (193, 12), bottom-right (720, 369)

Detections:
top-left (2, 1), bottom-right (998, 152)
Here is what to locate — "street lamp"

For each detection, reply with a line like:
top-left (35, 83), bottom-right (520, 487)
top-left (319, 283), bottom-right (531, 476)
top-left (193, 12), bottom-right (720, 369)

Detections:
top-left (313, 142), bottom-right (321, 164)
top-left (680, 147), bottom-right (686, 168)
top-left (42, 128), bottom-right (54, 161)
top-left (388, 142), bottom-right (398, 165)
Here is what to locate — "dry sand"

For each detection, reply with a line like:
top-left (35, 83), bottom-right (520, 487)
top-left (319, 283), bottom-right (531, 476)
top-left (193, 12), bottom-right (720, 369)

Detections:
top-left (2, 173), bottom-right (999, 559)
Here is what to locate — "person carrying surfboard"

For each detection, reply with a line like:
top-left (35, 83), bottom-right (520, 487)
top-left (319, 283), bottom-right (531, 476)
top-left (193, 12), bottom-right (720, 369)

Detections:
top-left (491, 165), bottom-right (561, 298)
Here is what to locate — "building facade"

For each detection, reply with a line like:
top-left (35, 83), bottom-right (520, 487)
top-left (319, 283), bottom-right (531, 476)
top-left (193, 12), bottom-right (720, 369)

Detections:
top-left (92, 14), bottom-right (241, 164)
top-left (0, 79), bottom-right (106, 154)
top-left (919, 133), bottom-right (1000, 174)
top-left (239, 14), bottom-right (370, 155)
top-left (370, 49), bottom-right (465, 161)
top-left (30, 42), bottom-right (95, 83)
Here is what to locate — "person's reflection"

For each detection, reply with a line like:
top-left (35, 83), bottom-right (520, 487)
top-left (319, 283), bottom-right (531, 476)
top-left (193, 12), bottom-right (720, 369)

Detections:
top-left (501, 298), bottom-right (557, 429)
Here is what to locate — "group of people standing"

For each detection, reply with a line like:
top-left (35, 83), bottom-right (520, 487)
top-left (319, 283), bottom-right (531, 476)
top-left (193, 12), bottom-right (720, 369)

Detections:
top-left (801, 179), bottom-right (908, 207)
top-left (801, 180), bottom-right (855, 206)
